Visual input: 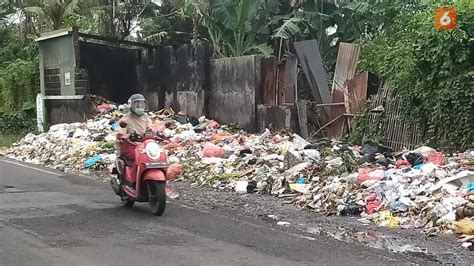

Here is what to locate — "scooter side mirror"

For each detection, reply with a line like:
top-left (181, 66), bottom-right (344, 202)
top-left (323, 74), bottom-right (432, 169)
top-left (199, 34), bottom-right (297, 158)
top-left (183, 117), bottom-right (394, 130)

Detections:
top-left (119, 121), bottom-right (128, 128)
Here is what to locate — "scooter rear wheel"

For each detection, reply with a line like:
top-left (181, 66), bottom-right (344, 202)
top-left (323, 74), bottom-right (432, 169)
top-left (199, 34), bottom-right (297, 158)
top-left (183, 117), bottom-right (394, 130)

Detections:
top-left (148, 181), bottom-right (166, 216)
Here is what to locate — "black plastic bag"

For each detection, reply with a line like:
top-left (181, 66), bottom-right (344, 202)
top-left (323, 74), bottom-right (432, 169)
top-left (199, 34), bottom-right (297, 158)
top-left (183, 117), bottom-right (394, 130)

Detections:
top-left (405, 153), bottom-right (425, 166)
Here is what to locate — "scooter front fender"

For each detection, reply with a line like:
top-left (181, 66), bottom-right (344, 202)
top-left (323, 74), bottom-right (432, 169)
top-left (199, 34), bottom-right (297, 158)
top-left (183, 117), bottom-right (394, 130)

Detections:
top-left (143, 169), bottom-right (167, 182)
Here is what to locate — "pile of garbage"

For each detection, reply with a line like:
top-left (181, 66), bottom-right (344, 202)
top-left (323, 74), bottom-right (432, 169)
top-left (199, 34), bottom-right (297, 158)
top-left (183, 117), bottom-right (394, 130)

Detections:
top-left (1, 99), bottom-right (474, 249)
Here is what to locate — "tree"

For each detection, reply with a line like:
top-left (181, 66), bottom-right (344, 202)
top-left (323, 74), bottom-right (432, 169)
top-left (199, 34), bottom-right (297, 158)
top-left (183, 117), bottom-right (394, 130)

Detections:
top-left (22, 0), bottom-right (82, 31)
top-left (203, 0), bottom-right (274, 57)
top-left (135, 0), bottom-right (195, 46)
top-left (86, 0), bottom-right (153, 40)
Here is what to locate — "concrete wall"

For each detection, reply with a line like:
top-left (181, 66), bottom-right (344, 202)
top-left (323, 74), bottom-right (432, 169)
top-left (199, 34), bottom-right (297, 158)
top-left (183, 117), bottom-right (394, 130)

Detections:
top-left (39, 35), bottom-right (76, 96)
top-left (79, 42), bottom-right (139, 104)
top-left (77, 42), bottom-right (210, 117)
top-left (39, 35), bottom-right (302, 132)
top-left (256, 104), bottom-right (298, 133)
top-left (45, 98), bottom-right (91, 125)
top-left (140, 45), bottom-right (210, 117)
top-left (209, 56), bottom-right (261, 132)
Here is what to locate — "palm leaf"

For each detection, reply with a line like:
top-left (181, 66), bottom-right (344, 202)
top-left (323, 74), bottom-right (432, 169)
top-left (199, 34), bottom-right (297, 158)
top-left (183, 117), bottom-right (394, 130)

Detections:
top-left (235, 0), bottom-right (259, 31)
top-left (272, 17), bottom-right (303, 39)
top-left (212, 0), bottom-right (237, 29)
top-left (63, 0), bottom-right (81, 18)
top-left (245, 43), bottom-right (272, 56)
top-left (23, 6), bottom-right (45, 16)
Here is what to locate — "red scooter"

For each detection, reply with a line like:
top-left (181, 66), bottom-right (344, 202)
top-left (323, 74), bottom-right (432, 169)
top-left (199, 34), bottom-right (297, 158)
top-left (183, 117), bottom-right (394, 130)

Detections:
top-left (111, 122), bottom-right (169, 216)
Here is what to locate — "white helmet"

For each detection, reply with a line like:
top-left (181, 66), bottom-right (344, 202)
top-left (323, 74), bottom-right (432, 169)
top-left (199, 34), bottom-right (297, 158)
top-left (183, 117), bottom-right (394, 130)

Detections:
top-left (128, 94), bottom-right (147, 116)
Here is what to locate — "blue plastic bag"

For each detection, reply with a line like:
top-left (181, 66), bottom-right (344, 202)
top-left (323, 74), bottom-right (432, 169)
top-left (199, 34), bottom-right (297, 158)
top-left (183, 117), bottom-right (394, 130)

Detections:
top-left (84, 155), bottom-right (102, 168)
top-left (467, 182), bottom-right (474, 194)
top-left (297, 176), bottom-right (305, 184)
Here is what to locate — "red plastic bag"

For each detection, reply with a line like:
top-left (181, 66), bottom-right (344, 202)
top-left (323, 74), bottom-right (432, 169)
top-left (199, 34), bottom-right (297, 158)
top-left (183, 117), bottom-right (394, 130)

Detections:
top-left (211, 131), bottom-right (232, 142)
top-left (357, 168), bottom-right (384, 184)
top-left (395, 159), bottom-right (412, 169)
top-left (426, 152), bottom-right (445, 166)
top-left (366, 199), bottom-right (381, 214)
top-left (237, 135), bottom-right (247, 144)
top-left (207, 120), bottom-right (220, 129)
top-left (272, 135), bottom-right (282, 144)
top-left (202, 144), bottom-right (227, 158)
top-left (167, 163), bottom-right (183, 180)
top-left (97, 103), bottom-right (114, 113)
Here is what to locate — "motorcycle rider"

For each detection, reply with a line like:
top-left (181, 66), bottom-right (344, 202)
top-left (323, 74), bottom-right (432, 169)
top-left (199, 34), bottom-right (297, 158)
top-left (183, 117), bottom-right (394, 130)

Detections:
top-left (116, 94), bottom-right (152, 163)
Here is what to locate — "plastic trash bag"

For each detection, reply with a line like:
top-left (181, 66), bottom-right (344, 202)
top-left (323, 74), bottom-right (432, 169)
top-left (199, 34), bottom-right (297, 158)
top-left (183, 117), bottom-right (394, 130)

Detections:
top-left (357, 168), bottom-right (385, 184)
top-left (84, 155), bottom-right (102, 168)
top-left (167, 163), bottom-right (183, 180)
top-left (202, 144), bottom-right (227, 158)
top-left (453, 218), bottom-right (474, 235)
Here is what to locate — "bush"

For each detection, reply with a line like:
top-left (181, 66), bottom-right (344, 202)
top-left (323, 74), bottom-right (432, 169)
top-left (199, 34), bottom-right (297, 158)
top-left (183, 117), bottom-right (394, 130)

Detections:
top-left (0, 58), bottom-right (40, 113)
top-left (358, 1), bottom-right (474, 151)
top-left (0, 111), bottom-right (37, 134)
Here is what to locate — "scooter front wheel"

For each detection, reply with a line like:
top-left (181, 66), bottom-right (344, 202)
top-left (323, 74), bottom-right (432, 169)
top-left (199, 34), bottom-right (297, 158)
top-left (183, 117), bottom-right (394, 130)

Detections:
top-left (147, 181), bottom-right (166, 216)
top-left (123, 199), bottom-right (135, 207)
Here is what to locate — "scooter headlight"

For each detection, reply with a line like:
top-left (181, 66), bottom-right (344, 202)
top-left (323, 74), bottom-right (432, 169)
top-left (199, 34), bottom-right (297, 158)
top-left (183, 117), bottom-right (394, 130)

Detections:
top-left (145, 142), bottom-right (162, 160)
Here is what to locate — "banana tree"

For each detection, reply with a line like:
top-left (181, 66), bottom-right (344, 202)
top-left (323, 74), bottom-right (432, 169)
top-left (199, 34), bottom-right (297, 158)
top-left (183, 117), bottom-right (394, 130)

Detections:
top-left (204, 0), bottom-right (273, 58)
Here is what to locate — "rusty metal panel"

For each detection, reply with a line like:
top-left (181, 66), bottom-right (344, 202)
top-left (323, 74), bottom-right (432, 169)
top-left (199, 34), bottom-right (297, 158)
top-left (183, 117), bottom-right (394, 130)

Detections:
top-left (283, 55), bottom-right (297, 104)
top-left (328, 42), bottom-right (360, 137)
top-left (293, 40), bottom-right (330, 106)
top-left (277, 62), bottom-right (286, 104)
top-left (347, 71), bottom-right (368, 114)
top-left (261, 57), bottom-right (276, 105)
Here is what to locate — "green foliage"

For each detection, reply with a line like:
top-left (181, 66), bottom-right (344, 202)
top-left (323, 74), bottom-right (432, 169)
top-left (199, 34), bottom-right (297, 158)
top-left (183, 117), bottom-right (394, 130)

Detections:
top-left (136, 0), bottom-right (195, 46)
top-left (205, 0), bottom-right (273, 57)
top-left (0, 37), bottom-right (38, 68)
top-left (359, 1), bottom-right (474, 151)
top-left (349, 104), bottom-right (385, 146)
top-left (0, 28), bottom-right (39, 114)
top-left (0, 133), bottom-right (23, 148)
top-left (0, 111), bottom-right (37, 134)
top-left (23, 0), bottom-right (81, 30)
top-left (0, 58), bottom-right (39, 113)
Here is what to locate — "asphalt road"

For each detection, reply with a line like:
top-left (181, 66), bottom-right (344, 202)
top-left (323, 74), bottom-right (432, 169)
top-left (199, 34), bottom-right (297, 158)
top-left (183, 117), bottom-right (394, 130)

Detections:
top-left (0, 159), bottom-right (437, 266)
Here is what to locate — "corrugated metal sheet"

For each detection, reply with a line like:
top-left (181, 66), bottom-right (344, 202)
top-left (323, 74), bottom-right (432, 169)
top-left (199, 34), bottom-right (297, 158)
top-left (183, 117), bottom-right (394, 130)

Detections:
top-left (328, 42), bottom-right (360, 137)
top-left (293, 40), bottom-right (330, 108)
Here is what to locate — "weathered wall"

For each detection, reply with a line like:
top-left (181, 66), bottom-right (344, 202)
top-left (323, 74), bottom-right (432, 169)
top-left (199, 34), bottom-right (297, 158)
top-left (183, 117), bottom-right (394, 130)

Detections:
top-left (78, 42), bottom-right (210, 117)
top-left (209, 56), bottom-right (262, 132)
top-left (256, 104), bottom-right (298, 133)
top-left (79, 42), bottom-right (139, 104)
top-left (39, 35), bottom-right (76, 96)
top-left (41, 36), bottom-right (302, 132)
top-left (140, 45), bottom-right (210, 117)
top-left (45, 98), bottom-right (91, 125)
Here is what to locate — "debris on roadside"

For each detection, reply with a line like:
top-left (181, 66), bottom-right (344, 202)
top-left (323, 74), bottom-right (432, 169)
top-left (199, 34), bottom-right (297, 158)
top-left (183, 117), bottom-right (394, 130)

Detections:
top-left (1, 97), bottom-right (474, 247)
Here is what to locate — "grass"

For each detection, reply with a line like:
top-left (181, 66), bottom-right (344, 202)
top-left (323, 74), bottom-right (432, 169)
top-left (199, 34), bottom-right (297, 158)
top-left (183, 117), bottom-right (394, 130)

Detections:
top-left (0, 133), bottom-right (22, 148)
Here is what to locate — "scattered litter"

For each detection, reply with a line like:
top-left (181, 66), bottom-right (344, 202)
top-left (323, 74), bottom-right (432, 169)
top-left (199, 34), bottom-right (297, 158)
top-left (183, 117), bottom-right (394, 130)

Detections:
top-left (2, 95), bottom-right (474, 242)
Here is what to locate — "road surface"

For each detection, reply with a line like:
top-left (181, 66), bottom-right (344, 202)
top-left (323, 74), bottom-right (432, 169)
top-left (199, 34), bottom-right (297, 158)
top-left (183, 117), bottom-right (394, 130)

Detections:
top-left (0, 159), bottom-right (436, 265)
